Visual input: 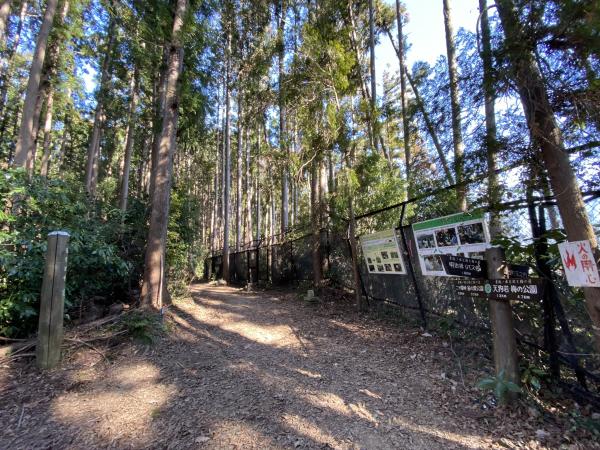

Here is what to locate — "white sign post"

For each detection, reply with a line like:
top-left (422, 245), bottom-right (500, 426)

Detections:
top-left (558, 240), bottom-right (600, 287)
top-left (360, 229), bottom-right (407, 275)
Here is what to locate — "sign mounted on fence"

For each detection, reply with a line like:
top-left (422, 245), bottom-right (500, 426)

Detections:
top-left (558, 240), bottom-right (600, 287)
top-left (412, 211), bottom-right (491, 276)
top-left (360, 229), bottom-right (406, 275)
top-left (441, 255), bottom-right (487, 278)
top-left (454, 278), bottom-right (544, 302)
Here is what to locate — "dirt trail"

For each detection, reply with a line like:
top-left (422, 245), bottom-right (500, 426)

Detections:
top-left (0, 284), bottom-right (594, 449)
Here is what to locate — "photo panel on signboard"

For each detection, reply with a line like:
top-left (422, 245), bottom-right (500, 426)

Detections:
top-left (412, 211), bottom-right (491, 276)
top-left (359, 229), bottom-right (407, 275)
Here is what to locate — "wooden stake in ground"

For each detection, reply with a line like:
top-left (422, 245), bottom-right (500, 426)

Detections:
top-left (36, 231), bottom-right (70, 369)
top-left (486, 246), bottom-right (520, 398)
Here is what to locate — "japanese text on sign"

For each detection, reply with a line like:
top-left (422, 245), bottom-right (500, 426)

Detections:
top-left (558, 240), bottom-right (600, 287)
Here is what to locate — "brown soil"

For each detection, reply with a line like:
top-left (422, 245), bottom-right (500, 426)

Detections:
top-left (0, 284), bottom-right (598, 449)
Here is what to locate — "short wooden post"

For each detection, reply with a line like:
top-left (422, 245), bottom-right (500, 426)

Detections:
top-left (36, 231), bottom-right (70, 369)
top-left (486, 247), bottom-right (520, 397)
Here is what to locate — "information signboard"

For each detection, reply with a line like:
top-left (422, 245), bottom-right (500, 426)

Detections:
top-left (412, 211), bottom-right (491, 276)
top-left (360, 229), bottom-right (406, 275)
top-left (558, 240), bottom-right (600, 287)
top-left (454, 278), bottom-right (544, 302)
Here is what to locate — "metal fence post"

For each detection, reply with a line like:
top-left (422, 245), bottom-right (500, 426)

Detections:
top-left (37, 231), bottom-right (70, 369)
top-left (399, 203), bottom-right (427, 329)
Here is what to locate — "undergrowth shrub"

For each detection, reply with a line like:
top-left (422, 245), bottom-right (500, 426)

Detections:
top-left (0, 169), bottom-right (146, 337)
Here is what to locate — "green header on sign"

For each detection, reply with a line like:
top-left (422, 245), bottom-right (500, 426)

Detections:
top-left (412, 211), bottom-right (484, 231)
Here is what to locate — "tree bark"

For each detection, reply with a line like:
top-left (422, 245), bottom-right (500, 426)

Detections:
top-left (278, 0), bottom-right (289, 235)
top-left (478, 0), bottom-right (501, 237)
top-left (140, 0), bottom-right (187, 310)
top-left (395, 0), bottom-right (412, 196)
top-left (386, 29), bottom-right (453, 185)
top-left (311, 155), bottom-right (322, 290)
top-left (0, 1), bottom-right (27, 125)
top-left (496, 0), bottom-right (600, 351)
top-left (235, 94), bottom-right (242, 252)
top-left (222, 25), bottom-right (232, 282)
top-left (12, 0), bottom-right (58, 169)
top-left (119, 70), bottom-right (138, 212)
top-left (368, 0), bottom-right (378, 156)
top-left (39, 89), bottom-right (54, 177)
top-left (84, 18), bottom-right (115, 195)
top-left (244, 127), bottom-right (252, 245)
top-left (0, 0), bottom-right (10, 50)
top-left (443, 0), bottom-right (466, 211)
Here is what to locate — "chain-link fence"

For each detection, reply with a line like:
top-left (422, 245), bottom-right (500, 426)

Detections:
top-left (205, 168), bottom-right (600, 404)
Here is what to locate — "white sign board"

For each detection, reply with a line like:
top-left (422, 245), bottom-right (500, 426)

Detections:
top-left (412, 211), bottom-right (491, 276)
top-left (558, 240), bottom-right (600, 287)
top-left (360, 229), bottom-right (406, 275)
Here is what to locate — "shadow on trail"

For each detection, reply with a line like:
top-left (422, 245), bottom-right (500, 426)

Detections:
top-left (0, 283), bottom-right (497, 449)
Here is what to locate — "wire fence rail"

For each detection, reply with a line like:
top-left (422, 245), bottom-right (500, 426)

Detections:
top-left (205, 161), bottom-right (600, 405)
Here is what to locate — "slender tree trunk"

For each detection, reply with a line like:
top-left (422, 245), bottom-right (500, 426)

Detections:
top-left (386, 30), bottom-right (453, 184)
top-left (278, 0), bottom-right (289, 235)
top-left (39, 90), bottom-right (54, 177)
top-left (26, 89), bottom-right (45, 173)
top-left (479, 0), bottom-right (501, 237)
top-left (367, 0), bottom-right (381, 160)
top-left (345, 143), bottom-right (364, 310)
top-left (119, 70), bottom-right (138, 212)
top-left (395, 0), bottom-right (412, 196)
top-left (244, 128), bottom-right (252, 245)
top-left (255, 124), bottom-right (261, 242)
top-left (12, 0), bottom-right (58, 169)
top-left (222, 26), bottom-right (232, 281)
top-left (0, 1), bottom-right (26, 122)
top-left (235, 94), bottom-right (242, 252)
top-left (140, 0), bottom-right (187, 310)
top-left (347, 2), bottom-right (392, 170)
top-left (443, 0), bottom-right (466, 211)
top-left (496, 0), bottom-right (600, 351)
top-left (85, 19), bottom-right (115, 195)
top-left (0, 0), bottom-right (10, 50)
top-left (311, 154), bottom-right (322, 290)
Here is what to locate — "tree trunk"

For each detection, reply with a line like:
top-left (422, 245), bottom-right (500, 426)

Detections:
top-left (496, 0), bottom-right (600, 351)
top-left (311, 155), bottom-right (322, 290)
top-left (368, 0), bottom-right (378, 156)
top-left (278, 0), bottom-right (289, 235)
top-left (84, 19), bottom-right (115, 195)
top-left (222, 26), bottom-right (232, 282)
top-left (119, 70), bottom-right (138, 212)
top-left (395, 0), bottom-right (412, 196)
top-left (443, 0), bottom-right (466, 211)
top-left (478, 0), bottom-right (501, 237)
top-left (244, 128), bottom-right (252, 245)
top-left (12, 0), bottom-right (58, 169)
top-left (140, 0), bottom-right (187, 310)
top-left (386, 30), bottom-right (453, 185)
top-left (345, 144), bottom-right (364, 311)
top-left (0, 1), bottom-right (26, 123)
top-left (235, 94), bottom-right (242, 252)
top-left (39, 89), bottom-right (54, 177)
top-left (0, 0), bottom-right (10, 50)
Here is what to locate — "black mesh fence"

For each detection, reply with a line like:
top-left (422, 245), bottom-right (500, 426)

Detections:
top-left (205, 175), bottom-right (600, 403)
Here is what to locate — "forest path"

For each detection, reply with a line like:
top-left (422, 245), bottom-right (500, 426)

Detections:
top-left (1, 284), bottom-right (564, 449)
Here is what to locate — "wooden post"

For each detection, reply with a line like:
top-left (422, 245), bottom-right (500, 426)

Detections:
top-left (36, 231), bottom-right (69, 369)
top-left (486, 246), bottom-right (520, 396)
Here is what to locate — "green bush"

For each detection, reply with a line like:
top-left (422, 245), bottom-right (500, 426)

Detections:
top-left (0, 169), bottom-right (146, 337)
